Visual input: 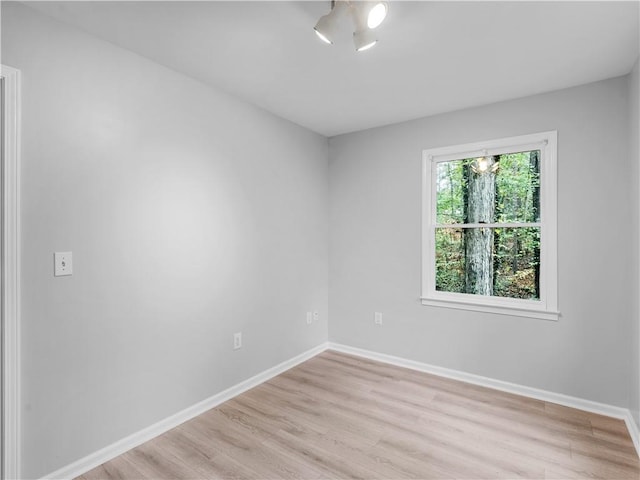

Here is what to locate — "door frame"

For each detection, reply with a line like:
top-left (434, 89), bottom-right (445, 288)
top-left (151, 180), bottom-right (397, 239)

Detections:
top-left (1, 64), bottom-right (21, 480)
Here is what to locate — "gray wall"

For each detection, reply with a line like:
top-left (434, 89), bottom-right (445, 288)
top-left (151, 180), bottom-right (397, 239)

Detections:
top-left (4, 1), bottom-right (639, 477)
top-left (2, 3), bottom-right (328, 477)
top-left (631, 57), bottom-right (640, 427)
top-left (329, 76), bottom-right (634, 409)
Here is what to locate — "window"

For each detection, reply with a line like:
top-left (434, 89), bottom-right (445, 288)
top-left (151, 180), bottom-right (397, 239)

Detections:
top-left (422, 131), bottom-right (558, 320)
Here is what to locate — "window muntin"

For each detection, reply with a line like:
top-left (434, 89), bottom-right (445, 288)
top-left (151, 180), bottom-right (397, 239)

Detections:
top-left (422, 132), bottom-right (558, 320)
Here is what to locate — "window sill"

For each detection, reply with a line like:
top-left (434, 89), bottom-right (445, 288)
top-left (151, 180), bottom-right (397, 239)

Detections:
top-left (420, 297), bottom-right (560, 321)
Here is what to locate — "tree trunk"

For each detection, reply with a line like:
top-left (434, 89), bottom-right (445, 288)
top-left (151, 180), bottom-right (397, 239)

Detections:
top-left (530, 150), bottom-right (540, 298)
top-left (493, 163), bottom-right (501, 293)
top-left (464, 158), bottom-right (496, 296)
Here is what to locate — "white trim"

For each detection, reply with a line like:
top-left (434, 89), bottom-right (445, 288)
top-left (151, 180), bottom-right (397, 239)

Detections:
top-left (426, 136), bottom-right (550, 164)
top-left (435, 222), bottom-right (541, 229)
top-left (327, 342), bottom-right (639, 458)
top-left (420, 297), bottom-right (559, 321)
top-left (421, 131), bottom-right (558, 320)
top-left (42, 343), bottom-right (329, 480)
top-left (0, 65), bottom-right (21, 480)
top-left (624, 410), bottom-right (640, 457)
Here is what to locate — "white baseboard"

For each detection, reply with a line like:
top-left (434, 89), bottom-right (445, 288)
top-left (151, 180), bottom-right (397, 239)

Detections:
top-left (328, 342), bottom-right (640, 458)
top-left (43, 342), bottom-right (329, 480)
top-left (43, 340), bottom-right (640, 479)
top-left (624, 410), bottom-right (640, 456)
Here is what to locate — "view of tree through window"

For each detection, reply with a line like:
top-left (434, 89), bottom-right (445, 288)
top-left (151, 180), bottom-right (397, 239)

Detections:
top-left (435, 150), bottom-right (541, 300)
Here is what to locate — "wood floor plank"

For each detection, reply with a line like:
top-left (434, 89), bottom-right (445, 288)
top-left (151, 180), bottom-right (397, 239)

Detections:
top-left (416, 405), bottom-right (573, 468)
top-left (81, 454), bottom-right (145, 480)
top-left (74, 351), bottom-right (639, 479)
top-left (429, 392), bottom-right (590, 445)
top-left (121, 441), bottom-right (202, 479)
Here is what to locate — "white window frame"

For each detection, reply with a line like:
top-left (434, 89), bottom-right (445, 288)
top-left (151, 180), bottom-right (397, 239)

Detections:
top-left (421, 131), bottom-right (558, 321)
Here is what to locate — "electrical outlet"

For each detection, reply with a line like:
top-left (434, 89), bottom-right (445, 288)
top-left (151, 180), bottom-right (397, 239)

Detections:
top-left (54, 252), bottom-right (73, 277)
top-left (313, 311), bottom-right (319, 322)
top-left (306, 312), bottom-right (313, 324)
top-left (374, 312), bottom-right (383, 325)
top-left (233, 332), bottom-right (242, 350)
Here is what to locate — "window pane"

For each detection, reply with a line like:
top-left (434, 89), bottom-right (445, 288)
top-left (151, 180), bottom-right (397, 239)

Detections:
top-left (435, 228), bottom-right (465, 293)
top-left (436, 160), bottom-right (465, 224)
top-left (435, 151), bottom-right (540, 225)
top-left (435, 227), bottom-right (540, 300)
top-left (495, 151), bottom-right (540, 223)
top-left (493, 227), bottom-right (540, 300)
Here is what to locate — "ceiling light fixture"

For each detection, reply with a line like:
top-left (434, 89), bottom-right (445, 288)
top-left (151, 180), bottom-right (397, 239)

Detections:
top-left (314, 17), bottom-right (334, 44)
top-left (351, 2), bottom-right (377, 51)
top-left (314, 0), bottom-right (388, 52)
top-left (354, 33), bottom-right (377, 51)
top-left (471, 152), bottom-right (500, 175)
top-left (314, 0), bottom-right (348, 45)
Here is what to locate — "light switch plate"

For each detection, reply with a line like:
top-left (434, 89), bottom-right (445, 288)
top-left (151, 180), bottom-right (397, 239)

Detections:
top-left (54, 252), bottom-right (72, 276)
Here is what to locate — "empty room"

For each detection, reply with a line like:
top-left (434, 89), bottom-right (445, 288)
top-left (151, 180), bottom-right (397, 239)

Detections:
top-left (1, 1), bottom-right (640, 478)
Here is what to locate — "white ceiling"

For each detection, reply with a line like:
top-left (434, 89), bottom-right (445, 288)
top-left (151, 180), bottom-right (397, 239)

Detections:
top-left (25, 1), bottom-right (640, 137)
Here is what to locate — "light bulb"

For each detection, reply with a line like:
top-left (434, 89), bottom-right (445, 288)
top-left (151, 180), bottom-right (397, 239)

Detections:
top-left (367, 2), bottom-right (388, 29)
top-left (471, 155), bottom-right (499, 174)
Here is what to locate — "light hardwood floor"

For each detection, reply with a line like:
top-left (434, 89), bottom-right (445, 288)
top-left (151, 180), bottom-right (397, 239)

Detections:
top-left (78, 351), bottom-right (640, 479)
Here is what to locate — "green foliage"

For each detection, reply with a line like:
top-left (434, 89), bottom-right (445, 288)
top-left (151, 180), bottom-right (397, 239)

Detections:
top-left (492, 227), bottom-right (540, 299)
top-left (435, 228), bottom-right (464, 293)
top-left (436, 160), bottom-right (465, 224)
top-left (434, 151), bottom-right (541, 299)
top-left (494, 152), bottom-right (540, 223)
